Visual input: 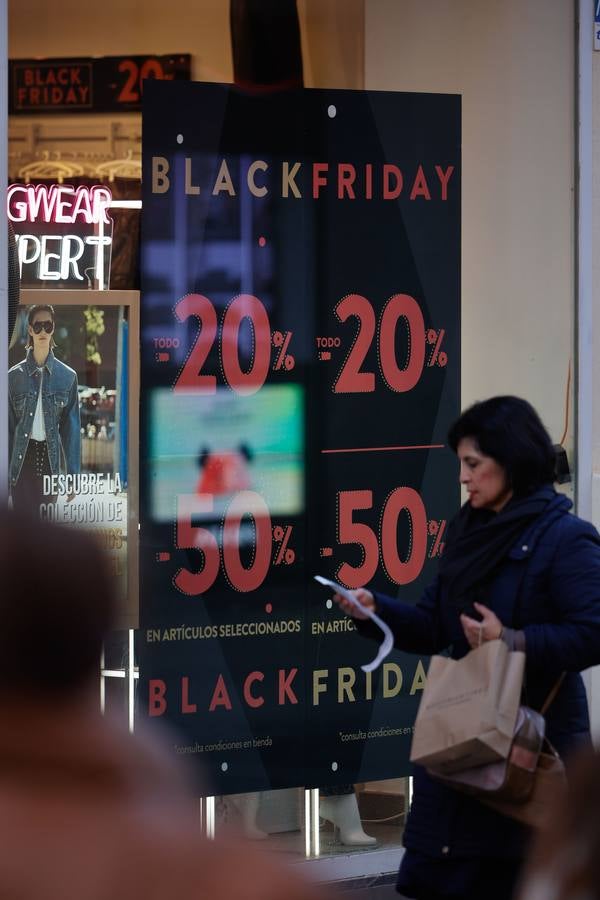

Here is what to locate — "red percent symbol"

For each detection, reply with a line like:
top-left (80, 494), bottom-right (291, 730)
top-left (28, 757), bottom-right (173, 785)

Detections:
top-left (271, 331), bottom-right (296, 371)
top-left (272, 525), bottom-right (296, 564)
top-left (427, 519), bottom-right (447, 557)
top-left (426, 329), bottom-right (448, 367)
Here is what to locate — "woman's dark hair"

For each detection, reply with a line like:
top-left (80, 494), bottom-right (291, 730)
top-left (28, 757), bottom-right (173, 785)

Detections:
top-left (26, 303), bottom-right (56, 349)
top-left (447, 396), bottom-right (557, 495)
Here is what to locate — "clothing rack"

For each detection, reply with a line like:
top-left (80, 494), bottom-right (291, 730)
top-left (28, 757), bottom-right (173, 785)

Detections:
top-left (8, 118), bottom-right (142, 181)
top-left (10, 150), bottom-right (142, 184)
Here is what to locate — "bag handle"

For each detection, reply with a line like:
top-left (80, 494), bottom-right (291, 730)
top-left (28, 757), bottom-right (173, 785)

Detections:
top-left (540, 672), bottom-right (566, 716)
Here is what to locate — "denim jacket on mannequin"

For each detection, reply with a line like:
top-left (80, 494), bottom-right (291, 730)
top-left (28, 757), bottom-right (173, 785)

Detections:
top-left (8, 349), bottom-right (81, 487)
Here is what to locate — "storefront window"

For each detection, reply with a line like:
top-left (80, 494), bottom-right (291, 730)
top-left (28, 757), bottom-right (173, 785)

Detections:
top-left (7, 0), bottom-right (576, 879)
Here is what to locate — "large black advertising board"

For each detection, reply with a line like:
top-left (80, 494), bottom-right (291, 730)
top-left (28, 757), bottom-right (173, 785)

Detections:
top-left (140, 81), bottom-right (460, 794)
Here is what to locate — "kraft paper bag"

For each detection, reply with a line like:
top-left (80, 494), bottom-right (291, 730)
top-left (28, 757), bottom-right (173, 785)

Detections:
top-left (410, 640), bottom-right (525, 774)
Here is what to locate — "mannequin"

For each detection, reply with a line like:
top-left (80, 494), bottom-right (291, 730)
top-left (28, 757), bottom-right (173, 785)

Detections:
top-left (229, 792), bottom-right (268, 840)
top-left (320, 789), bottom-right (377, 847)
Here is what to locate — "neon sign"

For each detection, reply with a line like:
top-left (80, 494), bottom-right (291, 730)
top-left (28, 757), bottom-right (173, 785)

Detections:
top-left (8, 184), bottom-right (112, 225)
top-left (7, 183), bottom-right (114, 288)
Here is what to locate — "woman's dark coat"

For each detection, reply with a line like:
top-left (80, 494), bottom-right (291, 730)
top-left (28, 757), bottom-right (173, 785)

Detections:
top-left (369, 490), bottom-right (600, 867)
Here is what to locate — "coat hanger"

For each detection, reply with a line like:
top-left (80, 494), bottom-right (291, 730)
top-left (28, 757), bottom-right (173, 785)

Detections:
top-left (93, 149), bottom-right (141, 183)
top-left (17, 151), bottom-right (85, 184)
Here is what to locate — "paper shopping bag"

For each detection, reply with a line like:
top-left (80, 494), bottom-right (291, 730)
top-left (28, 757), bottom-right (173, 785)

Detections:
top-left (410, 639), bottom-right (525, 774)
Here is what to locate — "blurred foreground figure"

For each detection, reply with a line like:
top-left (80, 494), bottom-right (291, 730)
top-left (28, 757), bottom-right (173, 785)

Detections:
top-left (517, 748), bottom-right (600, 900)
top-left (0, 511), bottom-right (322, 900)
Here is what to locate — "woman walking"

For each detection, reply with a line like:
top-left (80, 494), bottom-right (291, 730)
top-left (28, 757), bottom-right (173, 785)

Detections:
top-left (334, 396), bottom-right (600, 900)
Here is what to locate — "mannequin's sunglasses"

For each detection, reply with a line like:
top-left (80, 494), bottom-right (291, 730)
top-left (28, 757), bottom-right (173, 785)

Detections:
top-left (31, 321), bottom-right (54, 334)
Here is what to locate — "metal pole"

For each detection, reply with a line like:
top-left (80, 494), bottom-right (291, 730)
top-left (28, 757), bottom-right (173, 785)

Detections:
top-left (576, 0), bottom-right (599, 738)
top-left (576, 0), bottom-right (593, 523)
top-left (0, 0), bottom-right (8, 508)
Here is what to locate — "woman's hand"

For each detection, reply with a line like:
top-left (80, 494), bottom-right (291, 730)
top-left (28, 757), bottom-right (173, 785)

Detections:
top-left (332, 588), bottom-right (376, 620)
top-left (460, 602), bottom-right (503, 649)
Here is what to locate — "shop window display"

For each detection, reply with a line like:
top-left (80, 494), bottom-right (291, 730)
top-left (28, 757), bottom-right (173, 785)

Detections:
top-left (7, 0), bottom-right (577, 882)
top-left (8, 295), bottom-right (136, 622)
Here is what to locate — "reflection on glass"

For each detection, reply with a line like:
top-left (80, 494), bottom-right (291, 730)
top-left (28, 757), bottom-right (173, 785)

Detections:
top-left (211, 781), bottom-right (408, 859)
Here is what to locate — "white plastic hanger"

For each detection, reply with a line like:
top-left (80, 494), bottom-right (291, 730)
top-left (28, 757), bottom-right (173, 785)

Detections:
top-left (93, 149), bottom-right (141, 182)
top-left (18, 151), bottom-right (85, 185)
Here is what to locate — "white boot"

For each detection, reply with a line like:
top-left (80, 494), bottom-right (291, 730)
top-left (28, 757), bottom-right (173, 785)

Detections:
top-left (320, 793), bottom-right (377, 847)
top-left (230, 792), bottom-right (268, 840)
